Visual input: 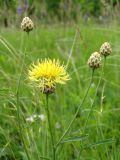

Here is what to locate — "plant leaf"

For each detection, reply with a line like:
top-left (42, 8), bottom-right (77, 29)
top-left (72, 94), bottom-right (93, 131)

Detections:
top-left (87, 138), bottom-right (115, 148)
top-left (60, 135), bottom-right (89, 144)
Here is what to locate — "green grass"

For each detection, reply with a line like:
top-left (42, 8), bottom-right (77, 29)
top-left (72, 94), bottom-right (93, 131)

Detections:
top-left (0, 23), bottom-right (120, 160)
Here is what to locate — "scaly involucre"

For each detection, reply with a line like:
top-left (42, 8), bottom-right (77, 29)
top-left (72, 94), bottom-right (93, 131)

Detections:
top-left (28, 59), bottom-right (70, 94)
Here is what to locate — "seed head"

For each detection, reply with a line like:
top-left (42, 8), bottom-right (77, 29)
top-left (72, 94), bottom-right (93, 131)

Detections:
top-left (21, 17), bottom-right (34, 33)
top-left (100, 42), bottom-right (112, 57)
top-left (88, 52), bottom-right (101, 69)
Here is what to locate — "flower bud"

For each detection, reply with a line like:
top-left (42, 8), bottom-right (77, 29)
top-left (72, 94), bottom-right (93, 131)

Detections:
top-left (42, 86), bottom-right (55, 95)
top-left (88, 52), bottom-right (101, 69)
top-left (100, 42), bottom-right (112, 57)
top-left (21, 17), bottom-right (34, 33)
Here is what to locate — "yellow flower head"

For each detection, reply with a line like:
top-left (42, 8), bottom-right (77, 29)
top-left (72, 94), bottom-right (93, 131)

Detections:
top-left (28, 59), bottom-right (70, 94)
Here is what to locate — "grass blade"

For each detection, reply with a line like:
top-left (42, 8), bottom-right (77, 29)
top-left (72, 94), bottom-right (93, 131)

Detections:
top-left (87, 138), bottom-right (115, 148)
top-left (60, 135), bottom-right (89, 144)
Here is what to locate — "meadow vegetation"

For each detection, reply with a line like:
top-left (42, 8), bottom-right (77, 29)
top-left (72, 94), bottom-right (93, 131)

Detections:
top-left (0, 21), bottom-right (120, 160)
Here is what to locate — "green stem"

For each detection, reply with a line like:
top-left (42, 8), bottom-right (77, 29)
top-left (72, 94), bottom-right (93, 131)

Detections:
top-left (66, 29), bottom-right (78, 68)
top-left (46, 94), bottom-right (56, 160)
top-left (16, 52), bottom-right (31, 160)
top-left (77, 57), bottom-right (106, 160)
top-left (83, 57), bottom-right (106, 133)
top-left (55, 69), bottom-right (94, 148)
top-left (16, 33), bottom-right (31, 160)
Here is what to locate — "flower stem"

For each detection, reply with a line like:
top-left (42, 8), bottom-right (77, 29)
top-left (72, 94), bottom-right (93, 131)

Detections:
top-left (55, 69), bottom-right (94, 148)
top-left (16, 53), bottom-right (31, 160)
top-left (83, 57), bottom-right (106, 133)
top-left (46, 94), bottom-right (56, 160)
top-left (16, 34), bottom-right (31, 160)
top-left (77, 57), bottom-right (106, 159)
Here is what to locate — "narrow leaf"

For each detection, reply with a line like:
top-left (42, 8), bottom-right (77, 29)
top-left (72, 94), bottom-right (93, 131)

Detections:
top-left (87, 138), bottom-right (115, 148)
top-left (61, 135), bottom-right (89, 144)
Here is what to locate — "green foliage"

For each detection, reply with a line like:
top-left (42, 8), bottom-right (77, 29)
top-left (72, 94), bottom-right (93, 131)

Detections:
top-left (79, 0), bottom-right (102, 16)
top-left (42, 0), bottom-right (102, 19)
top-left (45, 0), bottom-right (61, 16)
top-left (0, 0), bottom-right (119, 24)
top-left (0, 23), bottom-right (120, 159)
top-left (0, 0), bottom-right (16, 10)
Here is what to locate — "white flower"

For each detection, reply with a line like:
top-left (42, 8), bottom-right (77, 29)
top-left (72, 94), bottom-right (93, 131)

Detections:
top-left (38, 114), bottom-right (45, 122)
top-left (26, 114), bottom-right (46, 123)
top-left (26, 116), bottom-right (34, 122)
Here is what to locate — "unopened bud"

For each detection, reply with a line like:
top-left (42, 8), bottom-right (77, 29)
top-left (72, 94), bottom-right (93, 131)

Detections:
top-left (88, 52), bottom-right (101, 69)
top-left (21, 17), bottom-right (34, 33)
top-left (100, 42), bottom-right (112, 57)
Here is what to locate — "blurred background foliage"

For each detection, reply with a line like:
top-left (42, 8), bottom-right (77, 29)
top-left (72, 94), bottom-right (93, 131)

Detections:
top-left (0, 1), bottom-right (120, 160)
top-left (0, 0), bottom-right (120, 27)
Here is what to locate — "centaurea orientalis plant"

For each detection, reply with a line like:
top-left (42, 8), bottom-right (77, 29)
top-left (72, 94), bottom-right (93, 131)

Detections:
top-left (84, 42), bottom-right (112, 127)
top-left (27, 40), bottom-right (112, 159)
top-left (16, 17), bottom-right (34, 160)
top-left (78, 42), bottom-right (112, 157)
top-left (22, 16), bottom-right (112, 159)
top-left (54, 51), bottom-right (101, 157)
top-left (99, 41), bottom-right (112, 111)
top-left (28, 58), bottom-right (70, 160)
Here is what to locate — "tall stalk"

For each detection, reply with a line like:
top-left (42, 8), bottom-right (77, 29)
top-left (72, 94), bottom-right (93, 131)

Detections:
top-left (83, 57), bottom-right (106, 133)
top-left (16, 34), bottom-right (31, 160)
top-left (46, 94), bottom-right (56, 160)
top-left (55, 69), bottom-right (94, 148)
top-left (16, 52), bottom-right (31, 160)
top-left (77, 57), bottom-right (106, 159)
